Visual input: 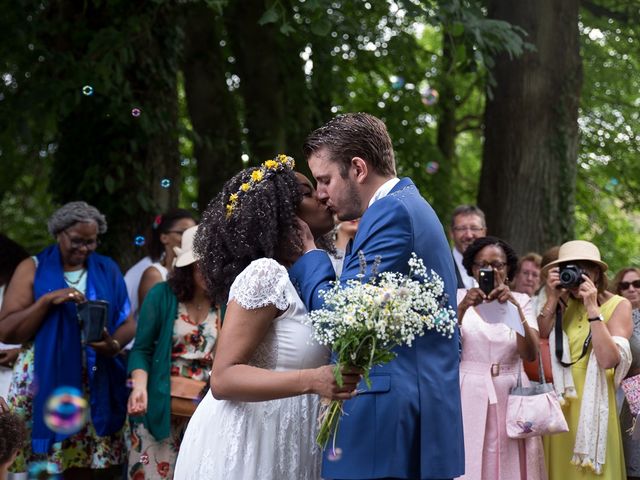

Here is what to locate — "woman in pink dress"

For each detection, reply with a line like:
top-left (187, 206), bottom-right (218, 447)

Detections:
top-left (457, 236), bottom-right (547, 480)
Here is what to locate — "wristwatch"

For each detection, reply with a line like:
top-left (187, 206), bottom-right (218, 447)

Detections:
top-left (588, 314), bottom-right (604, 323)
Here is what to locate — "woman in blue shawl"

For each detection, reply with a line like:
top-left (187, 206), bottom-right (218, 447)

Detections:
top-left (0, 201), bottom-right (135, 479)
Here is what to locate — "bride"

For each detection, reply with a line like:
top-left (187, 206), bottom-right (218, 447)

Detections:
top-left (173, 156), bottom-right (360, 479)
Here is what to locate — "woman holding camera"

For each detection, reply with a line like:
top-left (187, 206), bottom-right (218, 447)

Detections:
top-left (457, 236), bottom-right (544, 480)
top-left (0, 201), bottom-right (135, 479)
top-left (539, 241), bottom-right (632, 480)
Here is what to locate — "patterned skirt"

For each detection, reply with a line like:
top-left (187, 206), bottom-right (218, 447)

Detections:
top-left (8, 345), bottom-right (127, 474)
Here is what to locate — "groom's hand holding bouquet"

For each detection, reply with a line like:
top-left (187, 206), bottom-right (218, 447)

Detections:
top-left (308, 252), bottom-right (457, 449)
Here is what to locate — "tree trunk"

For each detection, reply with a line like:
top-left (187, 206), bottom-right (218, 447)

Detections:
top-left (433, 29), bottom-right (458, 217)
top-left (50, 2), bottom-right (182, 269)
top-left (479, 0), bottom-right (582, 255)
top-left (225, 0), bottom-right (287, 163)
top-left (182, 4), bottom-right (243, 209)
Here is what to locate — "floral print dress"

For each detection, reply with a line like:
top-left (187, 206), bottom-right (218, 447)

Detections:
top-left (128, 303), bottom-right (217, 480)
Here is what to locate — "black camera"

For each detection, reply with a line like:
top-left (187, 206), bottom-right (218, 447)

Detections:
top-left (559, 264), bottom-right (585, 289)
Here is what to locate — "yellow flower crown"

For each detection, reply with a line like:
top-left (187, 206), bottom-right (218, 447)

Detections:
top-left (226, 154), bottom-right (296, 218)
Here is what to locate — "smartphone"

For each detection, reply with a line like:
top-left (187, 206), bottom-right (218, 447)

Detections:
top-left (478, 268), bottom-right (494, 296)
top-left (77, 300), bottom-right (109, 343)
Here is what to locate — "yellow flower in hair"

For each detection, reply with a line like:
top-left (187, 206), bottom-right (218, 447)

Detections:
top-left (240, 183), bottom-right (250, 192)
top-left (226, 204), bottom-right (234, 217)
top-left (229, 193), bottom-right (238, 202)
top-left (278, 154), bottom-right (288, 162)
top-left (251, 170), bottom-right (264, 182)
top-left (264, 160), bottom-right (278, 169)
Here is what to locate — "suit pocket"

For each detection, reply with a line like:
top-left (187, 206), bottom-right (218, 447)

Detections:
top-left (358, 375), bottom-right (391, 394)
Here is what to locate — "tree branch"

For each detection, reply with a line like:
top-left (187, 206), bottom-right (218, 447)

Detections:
top-left (455, 114), bottom-right (481, 133)
top-left (581, 0), bottom-right (635, 24)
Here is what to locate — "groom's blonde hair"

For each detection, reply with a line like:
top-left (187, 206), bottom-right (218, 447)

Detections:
top-left (303, 113), bottom-right (396, 177)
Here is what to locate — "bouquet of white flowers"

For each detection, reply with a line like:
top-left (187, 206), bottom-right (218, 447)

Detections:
top-left (308, 252), bottom-right (457, 449)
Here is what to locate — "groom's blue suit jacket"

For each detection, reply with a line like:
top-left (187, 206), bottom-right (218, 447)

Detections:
top-left (290, 178), bottom-right (465, 479)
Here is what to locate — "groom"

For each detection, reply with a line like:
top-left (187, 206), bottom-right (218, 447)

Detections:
top-left (290, 113), bottom-right (464, 480)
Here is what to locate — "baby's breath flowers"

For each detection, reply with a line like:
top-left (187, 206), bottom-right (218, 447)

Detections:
top-left (308, 252), bottom-right (457, 449)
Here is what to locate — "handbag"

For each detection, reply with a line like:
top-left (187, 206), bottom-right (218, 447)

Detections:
top-left (170, 376), bottom-right (207, 417)
top-left (621, 374), bottom-right (640, 416)
top-left (506, 354), bottom-right (569, 439)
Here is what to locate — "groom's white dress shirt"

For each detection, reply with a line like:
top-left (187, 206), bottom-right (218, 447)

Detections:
top-left (368, 177), bottom-right (400, 207)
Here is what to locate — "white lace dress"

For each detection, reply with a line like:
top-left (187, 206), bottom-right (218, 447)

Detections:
top-left (173, 258), bottom-right (329, 480)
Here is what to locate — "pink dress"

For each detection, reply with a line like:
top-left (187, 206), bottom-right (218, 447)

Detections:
top-left (458, 290), bottom-right (547, 480)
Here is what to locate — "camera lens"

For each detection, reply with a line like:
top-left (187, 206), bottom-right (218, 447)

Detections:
top-left (560, 270), bottom-right (574, 283)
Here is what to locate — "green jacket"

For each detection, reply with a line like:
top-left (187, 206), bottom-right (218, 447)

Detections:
top-left (128, 281), bottom-right (177, 440)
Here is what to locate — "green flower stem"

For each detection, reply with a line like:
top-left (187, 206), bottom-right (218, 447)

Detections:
top-left (316, 399), bottom-right (343, 449)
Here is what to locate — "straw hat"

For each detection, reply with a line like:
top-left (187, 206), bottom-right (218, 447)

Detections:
top-left (542, 240), bottom-right (608, 272)
top-left (173, 225), bottom-right (199, 267)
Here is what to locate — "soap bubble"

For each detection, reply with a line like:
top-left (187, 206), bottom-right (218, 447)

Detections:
top-left (160, 178), bottom-right (171, 188)
top-left (425, 161), bottom-right (439, 174)
top-left (134, 236), bottom-right (145, 247)
top-left (82, 85), bottom-right (93, 96)
top-left (131, 108), bottom-right (141, 117)
top-left (27, 461), bottom-right (61, 479)
top-left (390, 75), bottom-right (405, 89)
top-left (327, 447), bottom-right (343, 462)
top-left (43, 386), bottom-right (88, 435)
top-left (420, 87), bottom-right (439, 106)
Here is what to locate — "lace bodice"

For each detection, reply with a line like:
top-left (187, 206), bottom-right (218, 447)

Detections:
top-left (174, 258), bottom-right (329, 480)
top-left (228, 258), bottom-right (328, 371)
top-left (229, 258), bottom-right (290, 311)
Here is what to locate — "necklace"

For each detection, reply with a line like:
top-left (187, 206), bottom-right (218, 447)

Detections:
top-left (64, 269), bottom-right (87, 287)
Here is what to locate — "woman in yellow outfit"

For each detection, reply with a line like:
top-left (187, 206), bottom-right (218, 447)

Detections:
top-left (537, 240), bottom-right (632, 480)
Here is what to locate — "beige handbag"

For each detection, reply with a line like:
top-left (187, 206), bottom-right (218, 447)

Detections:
top-left (170, 376), bottom-right (207, 417)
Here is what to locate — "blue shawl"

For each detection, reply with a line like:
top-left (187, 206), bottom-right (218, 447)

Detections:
top-left (32, 245), bottom-right (130, 454)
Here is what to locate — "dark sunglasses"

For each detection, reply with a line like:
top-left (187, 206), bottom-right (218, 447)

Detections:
top-left (619, 280), bottom-right (640, 291)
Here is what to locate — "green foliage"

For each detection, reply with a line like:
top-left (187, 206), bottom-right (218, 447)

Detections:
top-left (0, 0), bottom-right (185, 263)
top-left (576, 5), bottom-right (640, 273)
top-left (1, 0), bottom-right (637, 268)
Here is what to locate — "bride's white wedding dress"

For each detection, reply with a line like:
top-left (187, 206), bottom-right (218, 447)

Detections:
top-left (173, 258), bottom-right (329, 479)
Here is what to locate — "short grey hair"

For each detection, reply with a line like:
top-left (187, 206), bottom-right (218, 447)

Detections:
top-left (47, 201), bottom-right (107, 236)
top-left (451, 205), bottom-right (486, 229)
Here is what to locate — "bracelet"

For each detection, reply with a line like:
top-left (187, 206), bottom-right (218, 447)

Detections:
top-left (539, 307), bottom-right (553, 318)
top-left (111, 338), bottom-right (121, 352)
top-left (521, 318), bottom-right (527, 325)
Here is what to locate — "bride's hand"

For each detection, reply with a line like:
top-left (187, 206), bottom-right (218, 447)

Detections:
top-left (128, 386), bottom-right (148, 416)
top-left (309, 365), bottom-right (362, 400)
top-left (296, 217), bottom-right (317, 255)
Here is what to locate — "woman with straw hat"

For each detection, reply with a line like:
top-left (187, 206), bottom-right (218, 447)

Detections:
top-left (539, 240), bottom-right (632, 479)
top-left (127, 225), bottom-right (219, 480)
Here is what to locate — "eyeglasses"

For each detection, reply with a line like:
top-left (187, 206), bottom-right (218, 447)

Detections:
top-left (452, 226), bottom-right (485, 233)
top-left (473, 261), bottom-right (507, 270)
top-left (62, 231), bottom-right (99, 250)
top-left (620, 280), bottom-right (640, 290)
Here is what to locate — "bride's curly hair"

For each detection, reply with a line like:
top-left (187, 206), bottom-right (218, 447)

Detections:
top-left (194, 167), bottom-right (302, 304)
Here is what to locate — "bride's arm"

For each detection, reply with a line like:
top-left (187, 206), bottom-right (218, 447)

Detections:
top-left (210, 301), bottom-right (359, 402)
